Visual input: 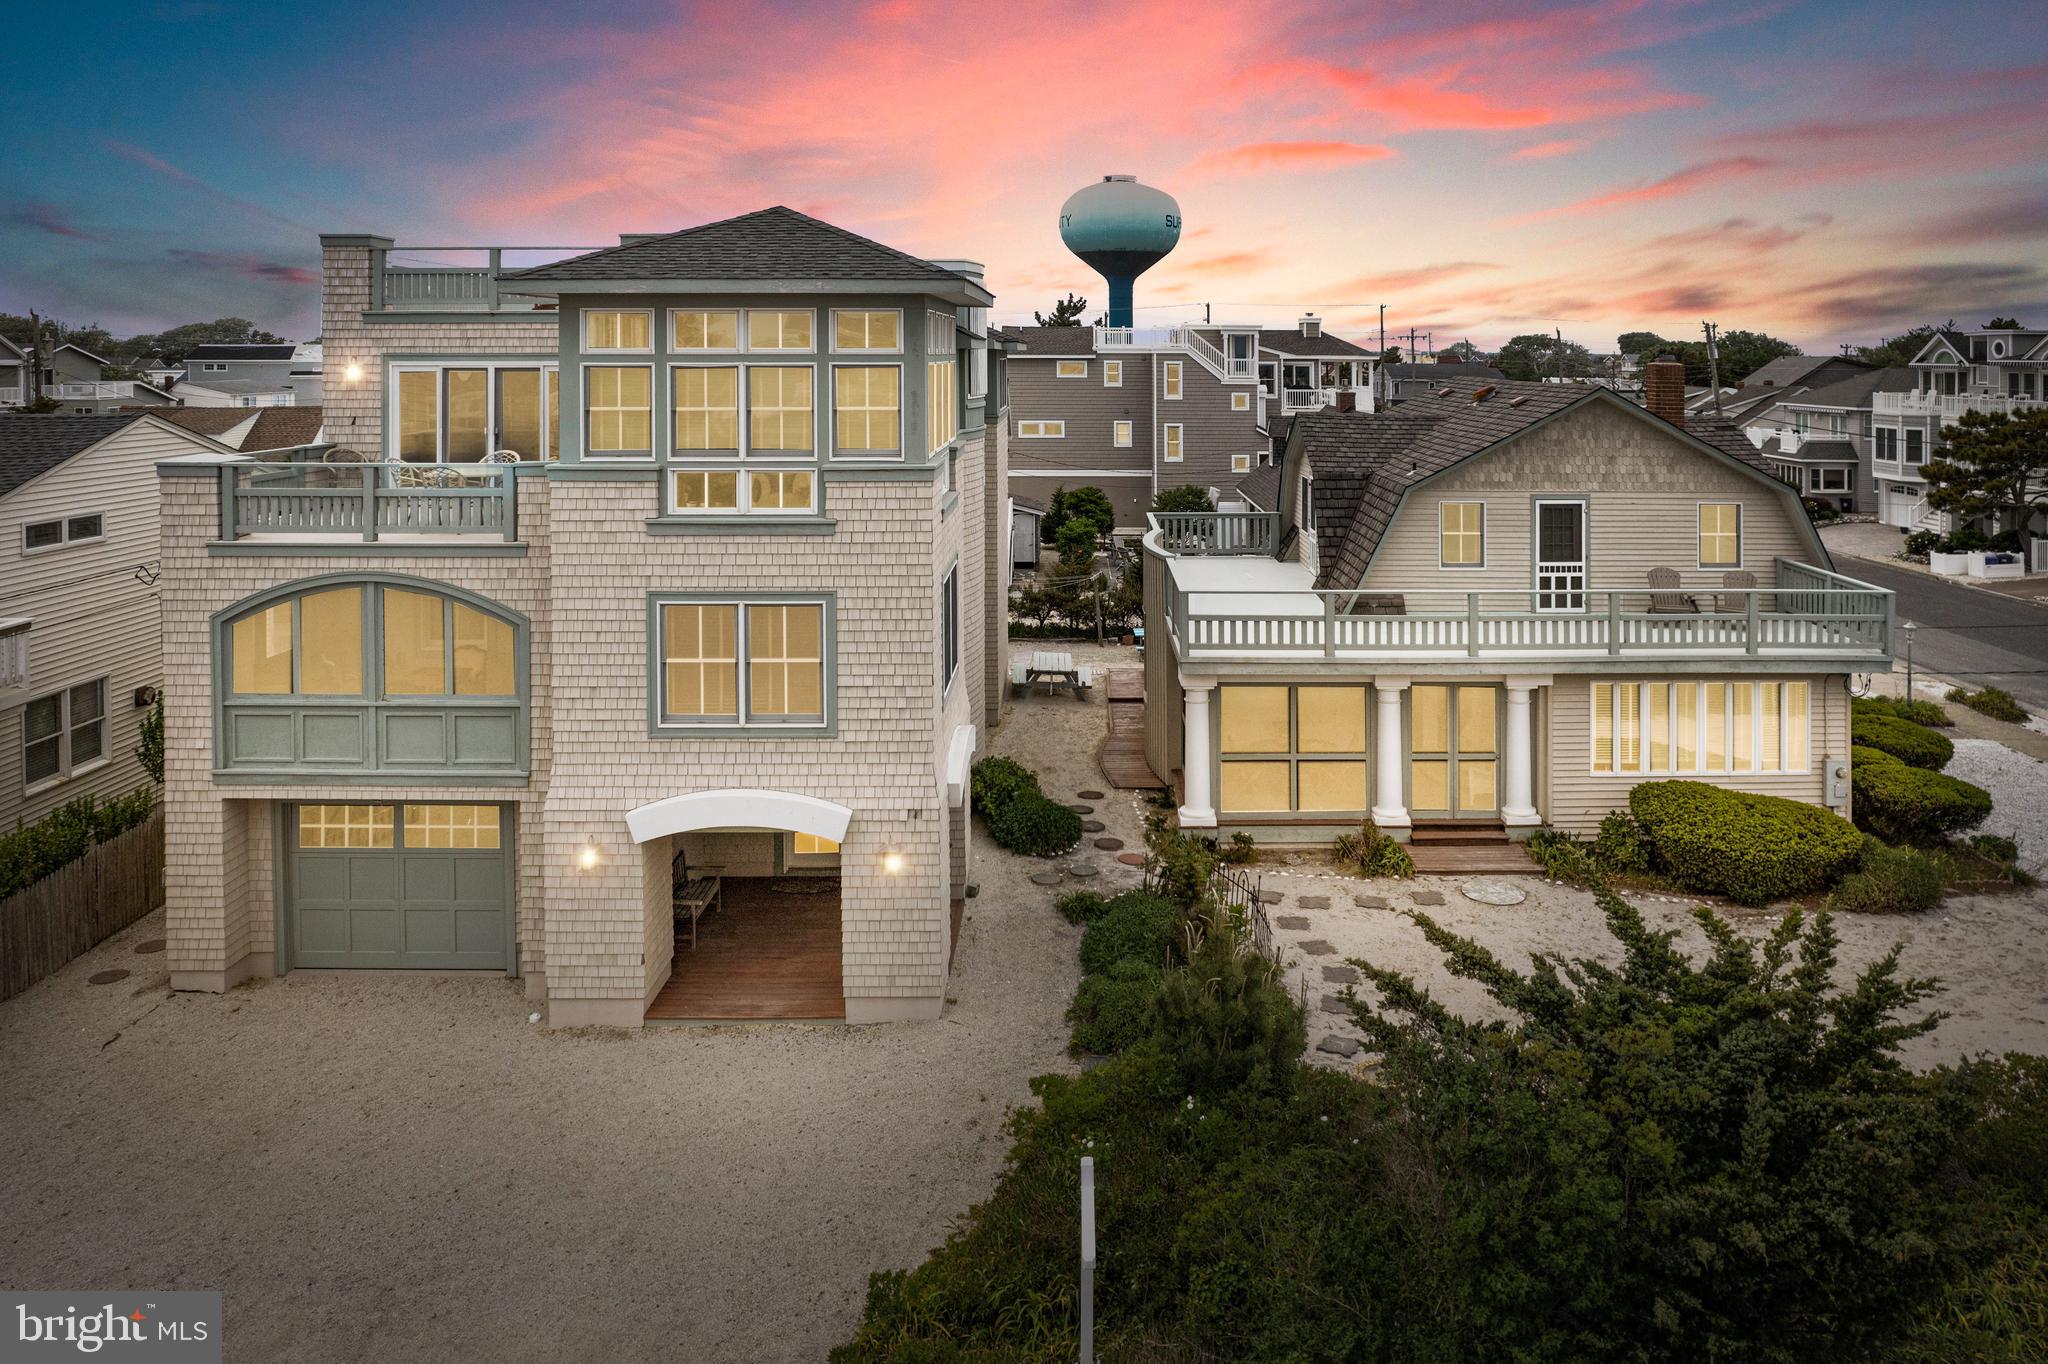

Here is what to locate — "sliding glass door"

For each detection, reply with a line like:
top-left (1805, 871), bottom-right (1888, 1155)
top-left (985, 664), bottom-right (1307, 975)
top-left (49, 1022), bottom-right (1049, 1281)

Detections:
top-left (1408, 684), bottom-right (1500, 819)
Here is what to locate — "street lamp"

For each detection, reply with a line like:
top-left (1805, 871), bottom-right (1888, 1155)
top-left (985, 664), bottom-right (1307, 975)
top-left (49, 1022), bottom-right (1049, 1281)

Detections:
top-left (1901, 619), bottom-right (1917, 700)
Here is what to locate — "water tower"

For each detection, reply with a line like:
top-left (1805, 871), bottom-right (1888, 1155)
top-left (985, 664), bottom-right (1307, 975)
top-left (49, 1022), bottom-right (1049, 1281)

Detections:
top-left (1059, 174), bottom-right (1181, 327)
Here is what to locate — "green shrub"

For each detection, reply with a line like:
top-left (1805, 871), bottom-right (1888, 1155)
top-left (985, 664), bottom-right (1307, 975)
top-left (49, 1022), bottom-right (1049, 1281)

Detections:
top-left (1149, 914), bottom-right (1305, 1097)
top-left (1851, 746), bottom-right (1993, 847)
top-left (990, 793), bottom-right (1083, 857)
top-left (1333, 820), bottom-right (1413, 879)
top-left (1078, 891), bottom-right (1182, 975)
top-left (1629, 779), bottom-right (1864, 905)
top-left (1854, 694), bottom-right (1954, 727)
top-left (1949, 685), bottom-right (2030, 724)
top-left (1852, 711), bottom-right (1955, 770)
top-left (1143, 819), bottom-right (1217, 907)
top-left (1217, 831), bottom-right (1258, 865)
top-left (1150, 485), bottom-right (1215, 514)
top-left (969, 755), bottom-right (1039, 824)
top-left (1903, 529), bottom-right (1941, 556)
top-left (0, 788), bottom-right (158, 900)
top-left (1830, 839), bottom-right (1944, 913)
top-left (1066, 958), bottom-right (1161, 1055)
top-left (1526, 828), bottom-right (1601, 885)
top-left (1971, 833), bottom-right (2020, 864)
top-left (1592, 809), bottom-right (1652, 874)
top-left (1053, 891), bottom-right (1108, 925)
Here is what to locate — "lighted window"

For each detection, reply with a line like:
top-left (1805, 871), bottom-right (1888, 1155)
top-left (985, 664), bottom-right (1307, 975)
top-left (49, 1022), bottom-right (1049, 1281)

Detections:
top-left (748, 367), bottom-right (813, 453)
top-left (1590, 680), bottom-right (1810, 775)
top-left (1440, 502), bottom-right (1484, 567)
top-left (747, 310), bottom-right (812, 351)
top-left (658, 600), bottom-right (829, 729)
top-left (1163, 423), bottom-right (1183, 462)
top-left (397, 369), bottom-right (438, 462)
top-left (660, 604), bottom-right (740, 720)
top-left (748, 469), bottom-right (814, 513)
top-left (1231, 392), bottom-right (1250, 412)
top-left (833, 310), bottom-right (901, 352)
top-left (394, 364), bottom-right (556, 463)
top-left (672, 310), bottom-right (739, 351)
top-left (1102, 360), bottom-right (1121, 387)
top-left (1163, 361), bottom-right (1182, 399)
top-left (747, 604), bottom-right (825, 722)
top-left (928, 359), bottom-right (958, 454)
top-left (586, 366), bottom-right (653, 456)
top-left (1231, 452), bottom-right (1250, 473)
top-left (1018, 420), bottom-right (1065, 438)
top-left (230, 587), bottom-right (363, 695)
top-left (298, 804), bottom-right (393, 849)
top-left (833, 366), bottom-right (901, 455)
top-left (585, 309), bottom-right (652, 352)
top-left (1113, 420), bottom-right (1132, 447)
top-left (671, 366), bottom-right (740, 452)
top-left (670, 470), bottom-right (741, 512)
top-left (792, 832), bottom-right (839, 857)
top-left (498, 369), bottom-right (543, 461)
top-left (1056, 360), bottom-right (1087, 379)
top-left (1698, 503), bottom-right (1741, 568)
top-left (1217, 685), bottom-right (1369, 815)
top-left (403, 804), bottom-right (502, 850)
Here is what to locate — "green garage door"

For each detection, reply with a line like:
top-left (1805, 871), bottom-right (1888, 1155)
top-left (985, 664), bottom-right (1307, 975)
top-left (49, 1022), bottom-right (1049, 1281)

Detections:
top-left (286, 803), bottom-right (511, 970)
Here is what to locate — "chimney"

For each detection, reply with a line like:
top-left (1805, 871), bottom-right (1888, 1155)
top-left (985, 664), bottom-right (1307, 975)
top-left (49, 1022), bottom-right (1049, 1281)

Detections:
top-left (1335, 389), bottom-right (1356, 412)
top-left (1645, 355), bottom-right (1686, 427)
top-left (1299, 313), bottom-right (1322, 338)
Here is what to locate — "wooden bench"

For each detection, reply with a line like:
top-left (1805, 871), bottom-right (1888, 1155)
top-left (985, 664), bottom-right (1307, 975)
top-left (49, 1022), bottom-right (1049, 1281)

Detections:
top-left (673, 868), bottom-right (723, 949)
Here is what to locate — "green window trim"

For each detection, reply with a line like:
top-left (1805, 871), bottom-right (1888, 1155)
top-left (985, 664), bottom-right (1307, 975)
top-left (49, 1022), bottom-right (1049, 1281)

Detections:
top-left (211, 573), bottom-right (530, 779)
top-left (646, 591), bottom-right (839, 738)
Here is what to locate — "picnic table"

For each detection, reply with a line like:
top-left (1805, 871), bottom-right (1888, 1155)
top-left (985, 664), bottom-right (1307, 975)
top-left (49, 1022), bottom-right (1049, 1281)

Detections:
top-left (1012, 650), bottom-right (1092, 697)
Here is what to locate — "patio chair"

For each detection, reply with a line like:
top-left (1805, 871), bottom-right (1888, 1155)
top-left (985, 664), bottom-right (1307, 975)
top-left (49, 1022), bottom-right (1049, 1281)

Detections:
top-left (671, 849), bottom-right (723, 950)
top-left (1645, 567), bottom-right (1700, 615)
top-left (1715, 570), bottom-right (1758, 614)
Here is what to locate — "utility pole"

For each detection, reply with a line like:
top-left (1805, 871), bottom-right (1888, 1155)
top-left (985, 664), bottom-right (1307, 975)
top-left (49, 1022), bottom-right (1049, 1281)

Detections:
top-left (1203, 302), bottom-right (1210, 324)
top-left (1378, 304), bottom-right (1387, 405)
top-left (1702, 321), bottom-right (1724, 416)
top-left (1554, 327), bottom-right (1564, 381)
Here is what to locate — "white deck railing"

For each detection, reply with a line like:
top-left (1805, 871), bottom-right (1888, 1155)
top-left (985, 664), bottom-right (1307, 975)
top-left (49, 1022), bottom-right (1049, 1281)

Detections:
top-left (1875, 391), bottom-right (2047, 421)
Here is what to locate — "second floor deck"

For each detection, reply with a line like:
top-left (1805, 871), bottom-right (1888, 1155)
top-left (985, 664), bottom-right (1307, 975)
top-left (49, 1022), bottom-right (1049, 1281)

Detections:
top-left (1146, 512), bottom-right (1892, 667)
top-left (200, 455), bottom-right (524, 546)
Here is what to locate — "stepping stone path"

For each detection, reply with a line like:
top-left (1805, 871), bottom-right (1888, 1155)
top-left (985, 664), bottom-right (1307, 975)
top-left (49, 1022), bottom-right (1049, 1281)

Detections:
top-left (1029, 871), bottom-right (1062, 887)
top-left (133, 939), bottom-right (166, 955)
top-left (1093, 837), bottom-right (1124, 851)
top-left (1316, 1035), bottom-right (1362, 1058)
top-left (1319, 994), bottom-right (1352, 1015)
top-left (1296, 895), bottom-right (1331, 911)
top-left (1297, 939), bottom-right (1337, 956)
top-left (88, 969), bottom-right (129, 986)
top-left (1066, 863), bottom-right (1100, 879)
top-left (1067, 804), bottom-right (1094, 815)
top-left (1460, 878), bottom-right (1528, 907)
top-left (1258, 890), bottom-right (1283, 905)
top-left (1321, 965), bottom-right (1361, 984)
top-left (1409, 890), bottom-right (1446, 906)
top-left (1274, 914), bottom-right (1311, 930)
top-left (1081, 820), bottom-right (1106, 833)
top-left (1077, 790), bottom-right (1105, 800)
top-left (1116, 852), bottom-right (1147, 866)
top-left (1352, 894), bottom-right (1390, 910)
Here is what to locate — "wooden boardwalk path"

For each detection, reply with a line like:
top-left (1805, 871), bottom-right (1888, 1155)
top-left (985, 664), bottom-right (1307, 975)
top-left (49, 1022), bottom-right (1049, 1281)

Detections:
top-left (1100, 668), bottom-right (1166, 790)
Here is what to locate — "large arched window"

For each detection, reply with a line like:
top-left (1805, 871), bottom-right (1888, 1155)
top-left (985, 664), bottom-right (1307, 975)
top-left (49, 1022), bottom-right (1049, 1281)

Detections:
top-left (215, 576), bottom-right (526, 777)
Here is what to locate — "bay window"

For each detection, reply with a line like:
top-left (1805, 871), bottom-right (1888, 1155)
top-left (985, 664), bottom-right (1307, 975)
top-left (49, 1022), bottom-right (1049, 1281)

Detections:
top-left (747, 367), bottom-right (813, 453)
top-left (832, 310), bottom-right (901, 353)
top-left (585, 365), bottom-right (654, 457)
top-left (832, 365), bottom-right (901, 457)
top-left (1591, 680), bottom-right (1810, 776)
top-left (671, 366), bottom-right (740, 454)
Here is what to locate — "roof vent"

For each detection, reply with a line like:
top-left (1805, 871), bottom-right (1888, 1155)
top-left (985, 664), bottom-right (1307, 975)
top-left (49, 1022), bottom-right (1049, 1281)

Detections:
top-left (618, 233), bottom-right (663, 245)
top-left (1471, 385), bottom-right (1496, 403)
top-left (1103, 174), bottom-right (1136, 183)
top-left (1435, 386), bottom-right (1453, 397)
top-left (1508, 395), bottom-right (1531, 408)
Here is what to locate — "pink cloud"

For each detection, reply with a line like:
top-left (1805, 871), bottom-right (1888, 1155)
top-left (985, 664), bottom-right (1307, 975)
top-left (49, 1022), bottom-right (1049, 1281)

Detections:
top-left (1513, 157), bottom-right (1774, 222)
top-left (1329, 261), bottom-right (1503, 295)
top-left (1512, 139), bottom-right (1587, 160)
top-left (1188, 140), bottom-right (1395, 175)
top-left (169, 249), bottom-right (321, 287)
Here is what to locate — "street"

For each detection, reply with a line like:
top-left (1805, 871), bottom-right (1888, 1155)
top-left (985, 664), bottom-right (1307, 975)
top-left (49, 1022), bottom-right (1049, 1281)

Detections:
top-left (1832, 554), bottom-right (2048, 712)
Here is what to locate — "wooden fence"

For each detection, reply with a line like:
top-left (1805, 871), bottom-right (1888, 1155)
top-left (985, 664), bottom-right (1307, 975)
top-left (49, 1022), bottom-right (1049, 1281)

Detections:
top-left (0, 809), bottom-right (165, 1002)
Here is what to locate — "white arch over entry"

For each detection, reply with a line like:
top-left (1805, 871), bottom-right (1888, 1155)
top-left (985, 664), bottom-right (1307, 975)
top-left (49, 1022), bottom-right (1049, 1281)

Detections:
top-left (624, 789), bottom-right (853, 845)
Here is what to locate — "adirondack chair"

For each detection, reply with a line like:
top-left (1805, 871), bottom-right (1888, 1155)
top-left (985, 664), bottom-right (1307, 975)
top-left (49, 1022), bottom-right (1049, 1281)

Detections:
top-left (1714, 570), bottom-right (1759, 614)
top-left (1646, 567), bottom-right (1699, 615)
top-left (670, 848), bottom-right (723, 950)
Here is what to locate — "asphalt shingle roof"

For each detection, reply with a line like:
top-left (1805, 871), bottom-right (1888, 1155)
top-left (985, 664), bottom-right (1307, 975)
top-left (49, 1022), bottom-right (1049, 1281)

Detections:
top-left (1295, 411), bottom-right (1447, 583)
top-left (241, 406), bottom-right (326, 451)
top-left (184, 344), bottom-right (297, 361)
top-left (0, 414), bottom-right (145, 498)
top-left (1773, 366), bottom-right (1914, 410)
top-left (1256, 328), bottom-right (1376, 359)
top-left (151, 407), bottom-right (255, 437)
top-left (1007, 326), bottom-right (1096, 357)
top-left (504, 206), bottom-right (972, 284)
top-left (1383, 362), bottom-right (1503, 380)
top-left (1305, 379), bottom-right (1775, 589)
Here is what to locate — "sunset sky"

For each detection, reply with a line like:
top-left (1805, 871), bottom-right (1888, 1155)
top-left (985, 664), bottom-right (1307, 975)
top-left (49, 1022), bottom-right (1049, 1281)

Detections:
top-left (5, 0), bottom-right (2045, 354)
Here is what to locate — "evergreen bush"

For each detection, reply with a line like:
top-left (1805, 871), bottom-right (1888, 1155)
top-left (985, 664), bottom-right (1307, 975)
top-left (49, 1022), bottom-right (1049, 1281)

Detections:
top-left (1829, 839), bottom-right (1944, 914)
top-left (1850, 746), bottom-right (1993, 847)
top-left (1054, 891), bottom-right (1108, 925)
top-left (1853, 694), bottom-right (1953, 727)
top-left (969, 755), bottom-right (1039, 824)
top-left (1948, 686), bottom-right (2030, 724)
top-left (990, 794), bottom-right (1083, 857)
top-left (1077, 891), bottom-right (1181, 975)
top-left (1629, 779), bottom-right (1864, 905)
top-left (0, 789), bottom-right (158, 900)
top-left (1066, 958), bottom-right (1161, 1055)
top-left (1592, 809), bottom-right (1652, 874)
top-left (1852, 711), bottom-right (1955, 770)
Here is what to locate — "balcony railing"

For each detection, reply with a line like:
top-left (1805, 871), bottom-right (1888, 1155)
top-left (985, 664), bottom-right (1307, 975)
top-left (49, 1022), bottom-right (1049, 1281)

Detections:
top-left (0, 619), bottom-right (30, 691)
top-left (371, 245), bottom-right (598, 313)
top-left (0, 387), bottom-right (19, 405)
top-left (1159, 558), bottom-right (1891, 662)
top-left (53, 382), bottom-right (142, 400)
top-left (1149, 510), bottom-right (1278, 556)
top-left (220, 462), bottom-right (519, 542)
top-left (1875, 391), bottom-right (2047, 421)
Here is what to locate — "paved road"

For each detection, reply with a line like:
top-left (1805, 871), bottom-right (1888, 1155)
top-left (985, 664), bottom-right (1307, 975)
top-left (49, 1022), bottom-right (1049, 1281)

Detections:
top-left (1834, 555), bottom-right (2048, 711)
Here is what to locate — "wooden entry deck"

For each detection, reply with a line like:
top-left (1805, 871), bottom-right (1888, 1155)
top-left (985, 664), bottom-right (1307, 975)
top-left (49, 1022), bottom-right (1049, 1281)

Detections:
top-left (1405, 822), bottom-right (1540, 875)
top-left (646, 877), bottom-right (846, 1022)
top-left (1100, 668), bottom-right (1166, 789)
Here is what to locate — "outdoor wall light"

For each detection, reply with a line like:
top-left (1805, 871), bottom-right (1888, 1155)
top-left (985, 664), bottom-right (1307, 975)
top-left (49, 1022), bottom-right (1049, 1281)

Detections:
top-left (343, 361), bottom-right (364, 383)
top-left (881, 849), bottom-right (907, 875)
top-left (577, 842), bottom-right (600, 871)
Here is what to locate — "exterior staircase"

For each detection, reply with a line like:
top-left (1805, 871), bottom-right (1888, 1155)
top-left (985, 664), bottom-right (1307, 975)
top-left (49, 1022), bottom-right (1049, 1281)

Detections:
top-left (1405, 821), bottom-right (1540, 875)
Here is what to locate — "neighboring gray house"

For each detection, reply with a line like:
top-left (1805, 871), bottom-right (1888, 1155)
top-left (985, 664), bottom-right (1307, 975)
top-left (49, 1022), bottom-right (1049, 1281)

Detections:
top-left (1383, 361), bottom-right (1503, 404)
top-left (1741, 367), bottom-right (1913, 515)
top-left (1683, 354), bottom-right (1875, 427)
top-left (156, 207), bottom-right (1012, 1031)
top-left (1141, 369), bottom-right (1892, 857)
top-left (1869, 325), bottom-right (2048, 532)
top-left (5, 343), bottom-right (176, 414)
top-left (0, 336), bottom-right (27, 406)
top-left (175, 342), bottom-right (324, 407)
top-left (0, 413), bottom-right (233, 828)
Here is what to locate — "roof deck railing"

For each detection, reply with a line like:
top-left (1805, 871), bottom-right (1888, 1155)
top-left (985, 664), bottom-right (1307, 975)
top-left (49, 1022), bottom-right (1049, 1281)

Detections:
top-left (371, 244), bottom-right (602, 314)
top-left (1148, 509), bottom-right (1279, 556)
top-left (218, 461), bottom-right (518, 542)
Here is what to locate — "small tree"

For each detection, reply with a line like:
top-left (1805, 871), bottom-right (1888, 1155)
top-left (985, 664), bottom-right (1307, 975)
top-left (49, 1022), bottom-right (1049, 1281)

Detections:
top-left (1923, 407), bottom-right (2048, 537)
top-left (136, 692), bottom-right (165, 784)
top-left (1034, 293), bottom-right (1089, 327)
top-left (1151, 486), bottom-right (1214, 514)
top-left (1038, 486), bottom-right (1068, 544)
top-left (1061, 485), bottom-right (1116, 538)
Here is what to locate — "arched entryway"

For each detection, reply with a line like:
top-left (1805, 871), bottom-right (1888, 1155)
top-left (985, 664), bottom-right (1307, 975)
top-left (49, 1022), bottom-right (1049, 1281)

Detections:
top-left (626, 790), bottom-right (853, 1022)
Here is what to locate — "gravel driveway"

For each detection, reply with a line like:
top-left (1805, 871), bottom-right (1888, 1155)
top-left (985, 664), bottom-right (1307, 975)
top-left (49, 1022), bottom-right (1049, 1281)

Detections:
top-left (0, 738), bottom-right (1089, 1362)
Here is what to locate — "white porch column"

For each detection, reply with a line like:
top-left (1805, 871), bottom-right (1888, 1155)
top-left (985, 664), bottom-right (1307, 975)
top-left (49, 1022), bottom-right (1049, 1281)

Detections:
top-left (1178, 676), bottom-right (1217, 828)
top-left (1371, 677), bottom-right (1410, 831)
top-left (1501, 675), bottom-right (1549, 830)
